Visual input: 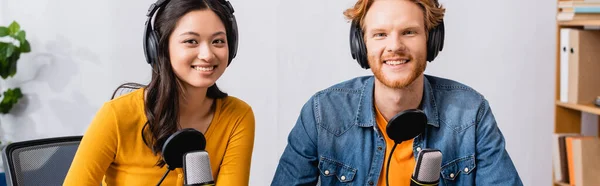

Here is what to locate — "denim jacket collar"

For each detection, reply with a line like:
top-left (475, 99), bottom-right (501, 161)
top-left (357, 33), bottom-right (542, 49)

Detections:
top-left (355, 75), bottom-right (440, 128)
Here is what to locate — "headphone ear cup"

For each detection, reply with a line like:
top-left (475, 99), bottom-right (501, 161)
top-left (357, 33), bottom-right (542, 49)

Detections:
top-left (349, 21), bottom-right (370, 69)
top-left (227, 14), bottom-right (238, 65)
top-left (426, 28), bottom-right (436, 62)
top-left (218, 0), bottom-right (239, 66)
top-left (217, 0), bottom-right (238, 66)
top-left (437, 21), bottom-right (445, 56)
top-left (146, 30), bottom-right (160, 65)
top-left (426, 21), bottom-right (445, 62)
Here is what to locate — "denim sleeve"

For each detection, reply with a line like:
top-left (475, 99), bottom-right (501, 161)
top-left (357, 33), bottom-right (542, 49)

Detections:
top-left (271, 98), bottom-right (320, 186)
top-left (475, 99), bottom-right (524, 186)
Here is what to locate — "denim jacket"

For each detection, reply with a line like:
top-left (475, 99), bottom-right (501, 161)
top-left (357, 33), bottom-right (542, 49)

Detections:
top-left (271, 75), bottom-right (523, 186)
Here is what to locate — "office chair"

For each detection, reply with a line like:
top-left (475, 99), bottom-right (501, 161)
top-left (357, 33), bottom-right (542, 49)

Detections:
top-left (2, 136), bottom-right (82, 186)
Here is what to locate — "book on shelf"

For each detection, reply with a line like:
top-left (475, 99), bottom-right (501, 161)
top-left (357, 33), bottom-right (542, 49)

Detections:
top-left (554, 134), bottom-right (600, 186)
top-left (553, 133), bottom-right (579, 183)
top-left (558, 0), bottom-right (600, 21)
top-left (558, 28), bottom-right (600, 105)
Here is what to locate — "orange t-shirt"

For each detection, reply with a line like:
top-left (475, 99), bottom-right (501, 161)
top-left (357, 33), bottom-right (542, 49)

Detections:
top-left (375, 106), bottom-right (415, 186)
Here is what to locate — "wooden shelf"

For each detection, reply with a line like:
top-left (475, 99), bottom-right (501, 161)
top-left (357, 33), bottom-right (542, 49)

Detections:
top-left (556, 101), bottom-right (600, 115)
top-left (558, 20), bottom-right (600, 26)
top-left (554, 181), bottom-right (570, 186)
top-left (553, 1), bottom-right (600, 184)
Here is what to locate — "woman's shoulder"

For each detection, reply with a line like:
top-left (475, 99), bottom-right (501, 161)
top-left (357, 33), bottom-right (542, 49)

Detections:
top-left (106, 88), bottom-right (145, 108)
top-left (89, 88), bottom-right (147, 136)
top-left (98, 88), bottom-right (146, 124)
top-left (215, 96), bottom-right (255, 133)
top-left (217, 96), bottom-right (254, 122)
top-left (219, 95), bottom-right (252, 112)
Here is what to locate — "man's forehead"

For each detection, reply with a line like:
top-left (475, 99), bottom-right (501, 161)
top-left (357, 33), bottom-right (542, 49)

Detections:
top-left (363, 0), bottom-right (425, 29)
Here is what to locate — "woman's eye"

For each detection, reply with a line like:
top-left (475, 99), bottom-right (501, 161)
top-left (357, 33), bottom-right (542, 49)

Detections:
top-left (213, 39), bottom-right (226, 44)
top-left (184, 39), bottom-right (198, 44)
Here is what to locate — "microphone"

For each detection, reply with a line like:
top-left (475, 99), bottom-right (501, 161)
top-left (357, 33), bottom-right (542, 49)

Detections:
top-left (156, 128), bottom-right (207, 186)
top-left (183, 150), bottom-right (215, 186)
top-left (410, 149), bottom-right (442, 186)
top-left (385, 109), bottom-right (427, 186)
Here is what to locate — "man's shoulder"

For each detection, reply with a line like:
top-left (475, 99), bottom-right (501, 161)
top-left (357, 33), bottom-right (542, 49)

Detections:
top-left (425, 74), bottom-right (485, 101)
top-left (316, 75), bottom-right (373, 95)
top-left (303, 76), bottom-right (373, 105)
top-left (299, 76), bottom-right (373, 115)
top-left (425, 74), bottom-right (490, 128)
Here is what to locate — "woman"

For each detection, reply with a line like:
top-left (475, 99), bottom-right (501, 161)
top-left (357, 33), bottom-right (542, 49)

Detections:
top-left (63, 0), bottom-right (255, 185)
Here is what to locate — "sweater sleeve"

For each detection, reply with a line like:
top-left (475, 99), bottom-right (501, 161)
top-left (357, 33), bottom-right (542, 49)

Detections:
top-left (63, 102), bottom-right (119, 186)
top-left (214, 106), bottom-right (255, 186)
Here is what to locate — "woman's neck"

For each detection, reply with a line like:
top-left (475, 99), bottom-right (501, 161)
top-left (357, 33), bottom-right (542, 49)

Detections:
top-left (178, 86), bottom-right (214, 133)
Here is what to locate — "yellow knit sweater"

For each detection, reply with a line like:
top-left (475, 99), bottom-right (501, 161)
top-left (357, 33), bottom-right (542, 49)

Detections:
top-left (63, 88), bottom-right (255, 186)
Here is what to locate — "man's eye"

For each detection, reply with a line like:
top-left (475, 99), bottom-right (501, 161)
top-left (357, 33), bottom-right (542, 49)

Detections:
top-left (404, 31), bottom-right (416, 35)
top-left (374, 33), bottom-right (386, 37)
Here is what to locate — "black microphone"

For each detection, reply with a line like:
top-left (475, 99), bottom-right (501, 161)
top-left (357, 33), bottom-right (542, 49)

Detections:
top-left (156, 128), bottom-right (207, 186)
top-left (410, 149), bottom-right (442, 186)
top-left (385, 109), bottom-right (427, 186)
top-left (183, 150), bottom-right (215, 186)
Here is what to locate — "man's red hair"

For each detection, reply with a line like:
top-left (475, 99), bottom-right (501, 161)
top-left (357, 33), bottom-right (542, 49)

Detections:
top-left (343, 0), bottom-right (446, 31)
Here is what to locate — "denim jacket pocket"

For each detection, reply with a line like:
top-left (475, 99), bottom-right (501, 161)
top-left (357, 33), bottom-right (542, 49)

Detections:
top-left (318, 156), bottom-right (357, 184)
top-left (440, 155), bottom-right (476, 184)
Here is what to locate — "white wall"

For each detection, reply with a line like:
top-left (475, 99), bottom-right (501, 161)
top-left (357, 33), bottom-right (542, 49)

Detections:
top-left (430, 1), bottom-right (556, 185)
top-left (1, 0), bottom-right (559, 185)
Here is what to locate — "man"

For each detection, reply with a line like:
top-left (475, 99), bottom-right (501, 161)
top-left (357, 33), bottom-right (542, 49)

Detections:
top-left (271, 0), bottom-right (523, 185)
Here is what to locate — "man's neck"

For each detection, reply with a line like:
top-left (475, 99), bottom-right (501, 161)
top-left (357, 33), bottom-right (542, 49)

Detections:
top-left (374, 75), bottom-right (424, 121)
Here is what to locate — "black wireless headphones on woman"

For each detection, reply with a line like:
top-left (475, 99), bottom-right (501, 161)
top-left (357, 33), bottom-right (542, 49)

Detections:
top-left (349, 0), bottom-right (445, 69)
top-left (143, 0), bottom-right (238, 66)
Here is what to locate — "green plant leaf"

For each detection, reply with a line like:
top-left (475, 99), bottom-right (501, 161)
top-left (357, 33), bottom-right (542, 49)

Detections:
top-left (15, 30), bottom-right (26, 43)
top-left (7, 52), bottom-right (19, 78)
top-left (0, 61), bottom-right (9, 79)
top-left (0, 51), bottom-right (10, 79)
top-left (20, 40), bottom-right (30, 53)
top-left (8, 53), bottom-right (21, 77)
top-left (8, 21), bottom-right (20, 35)
top-left (0, 42), bottom-right (8, 60)
top-left (0, 88), bottom-right (23, 114)
top-left (6, 44), bottom-right (15, 58)
top-left (0, 52), bottom-right (19, 79)
top-left (0, 27), bottom-right (8, 37)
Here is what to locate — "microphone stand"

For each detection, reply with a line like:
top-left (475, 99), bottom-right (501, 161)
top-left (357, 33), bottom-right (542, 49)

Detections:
top-left (385, 143), bottom-right (399, 186)
top-left (157, 166), bottom-right (173, 186)
top-left (383, 109), bottom-right (427, 186)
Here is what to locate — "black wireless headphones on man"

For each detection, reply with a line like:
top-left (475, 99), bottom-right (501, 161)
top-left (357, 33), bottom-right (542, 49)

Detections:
top-left (349, 0), bottom-right (445, 69)
top-left (143, 0), bottom-right (238, 66)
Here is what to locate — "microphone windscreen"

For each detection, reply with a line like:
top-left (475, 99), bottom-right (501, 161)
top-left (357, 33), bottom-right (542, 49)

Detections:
top-left (413, 149), bottom-right (442, 183)
top-left (183, 150), bottom-right (214, 185)
top-left (386, 109), bottom-right (427, 143)
top-left (162, 128), bottom-right (206, 169)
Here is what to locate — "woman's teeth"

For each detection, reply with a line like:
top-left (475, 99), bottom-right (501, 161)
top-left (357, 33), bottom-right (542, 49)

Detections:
top-left (192, 66), bottom-right (215, 71)
top-left (385, 60), bottom-right (409, 65)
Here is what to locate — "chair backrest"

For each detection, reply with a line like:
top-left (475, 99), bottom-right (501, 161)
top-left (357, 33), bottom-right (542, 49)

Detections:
top-left (2, 136), bottom-right (82, 186)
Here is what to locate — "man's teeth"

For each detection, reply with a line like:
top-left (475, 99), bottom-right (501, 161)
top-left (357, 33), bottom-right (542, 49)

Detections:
top-left (385, 60), bottom-right (409, 65)
top-left (192, 66), bottom-right (214, 71)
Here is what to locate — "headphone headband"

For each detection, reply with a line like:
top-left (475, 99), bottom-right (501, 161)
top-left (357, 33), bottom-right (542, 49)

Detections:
top-left (146, 0), bottom-right (168, 17)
